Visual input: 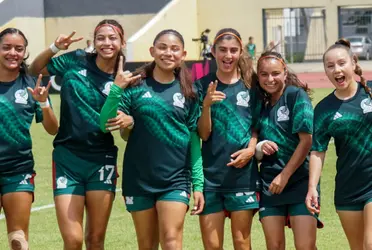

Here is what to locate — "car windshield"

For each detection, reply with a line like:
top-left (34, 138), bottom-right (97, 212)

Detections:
top-left (347, 37), bottom-right (363, 43)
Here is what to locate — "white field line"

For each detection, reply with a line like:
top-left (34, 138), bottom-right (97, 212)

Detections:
top-left (0, 188), bottom-right (122, 220)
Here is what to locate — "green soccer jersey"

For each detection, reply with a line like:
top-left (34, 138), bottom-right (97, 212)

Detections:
top-left (313, 82), bottom-right (372, 206)
top-left (117, 77), bottom-right (200, 196)
top-left (47, 49), bottom-right (117, 154)
top-left (196, 73), bottom-right (260, 192)
top-left (257, 86), bottom-right (313, 206)
top-left (0, 73), bottom-right (43, 175)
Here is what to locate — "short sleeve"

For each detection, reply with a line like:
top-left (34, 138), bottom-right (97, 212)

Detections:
top-left (249, 86), bottom-right (262, 130)
top-left (47, 49), bottom-right (83, 76)
top-left (186, 83), bottom-right (202, 132)
top-left (291, 89), bottom-right (313, 134)
top-left (312, 104), bottom-right (331, 152)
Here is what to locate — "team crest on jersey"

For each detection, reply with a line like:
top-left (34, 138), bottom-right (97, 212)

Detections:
top-left (14, 89), bottom-right (28, 104)
top-left (361, 98), bottom-right (372, 114)
top-left (102, 81), bottom-right (114, 95)
top-left (56, 176), bottom-right (68, 189)
top-left (277, 106), bottom-right (290, 121)
top-left (236, 91), bottom-right (250, 107)
top-left (173, 93), bottom-right (185, 108)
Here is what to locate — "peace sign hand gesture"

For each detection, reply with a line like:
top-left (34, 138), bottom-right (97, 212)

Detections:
top-left (54, 31), bottom-right (84, 50)
top-left (27, 74), bottom-right (51, 103)
top-left (114, 56), bottom-right (142, 89)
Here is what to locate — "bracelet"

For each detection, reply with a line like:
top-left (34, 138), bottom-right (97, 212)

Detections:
top-left (49, 43), bottom-right (60, 54)
top-left (39, 99), bottom-right (50, 109)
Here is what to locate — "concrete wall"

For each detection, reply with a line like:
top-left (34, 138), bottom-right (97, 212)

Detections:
top-left (197, 0), bottom-right (372, 55)
top-left (2, 0), bottom-right (372, 62)
top-left (44, 15), bottom-right (155, 54)
top-left (0, 0), bottom-right (45, 61)
top-left (126, 0), bottom-right (200, 61)
top-left (0, 0), bottom-right (169, 61)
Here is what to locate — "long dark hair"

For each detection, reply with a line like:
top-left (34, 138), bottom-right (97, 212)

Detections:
top-left (324, 39), bottom-right (372, 98)
top-left (132, 29), bottom-right (194, 99)
top-left (0, 28), bottom-right (29, 74)
top-left (257, 51), bottom-right (311, 106)
top-left (93, 19), bottom-right (125, 77)
top-left (212, 28), bottom-right (257, 89)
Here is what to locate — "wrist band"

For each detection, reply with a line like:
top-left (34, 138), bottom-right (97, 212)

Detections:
top-left (49, 43), bottom-right (60, 54)
top-left (255, 140), bottom-right (268, 161)
top-left (39, 99), bottom-right (50, 109)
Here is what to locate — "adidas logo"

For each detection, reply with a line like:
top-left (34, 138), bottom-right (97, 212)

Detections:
top-left (246, 196), bottom-right (255, 203)
top-left (180, 191), bottom-right (187, 197)
top-left (333, 112), bottom-right (342, 120)
top-left (78, 69), bottom-right (87, 77)
top-left (142, 91), bottom-right (152, 98)
top-left (19, 174), bottom-right (32, 184)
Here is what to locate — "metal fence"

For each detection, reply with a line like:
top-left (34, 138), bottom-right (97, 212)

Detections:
top-left (263, 8), bottom-right (327, 62)
top-left (339, 7), bottom-right (372, 38)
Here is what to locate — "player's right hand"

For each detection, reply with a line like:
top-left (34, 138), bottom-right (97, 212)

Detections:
top-left (54, 31), bottom-right (83, 50)
top-left (114, 56), bottom-right (141, 89)
top-left (203, 80), bottom-right (226, 108)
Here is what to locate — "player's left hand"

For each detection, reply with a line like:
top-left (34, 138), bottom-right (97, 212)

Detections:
top-left (227, 147), bottom-right (255, 168)
top-left (27, 74), bottom-right (51, 102)
top-left (269, 173), bottom-right (289, 194)
top-left (106, 111), bottom-right (134, 131)
top-left (114, 56), bottom-right (141, 89)
top-left (191, 191), bottom-right (205, 215)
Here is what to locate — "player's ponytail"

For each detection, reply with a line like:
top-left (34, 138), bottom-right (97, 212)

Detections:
top-left (324, 39), bottom-right (372, 98)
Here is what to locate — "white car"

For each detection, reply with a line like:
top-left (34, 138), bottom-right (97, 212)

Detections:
top-left (345, 36), bottom-right (372, 60)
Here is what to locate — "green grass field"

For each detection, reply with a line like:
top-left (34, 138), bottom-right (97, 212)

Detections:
top-left (0, 88), bottom-right (346, 250)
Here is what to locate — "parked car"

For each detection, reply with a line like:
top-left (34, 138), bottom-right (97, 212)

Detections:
top-left (345, 35), bottom-right (372, 60)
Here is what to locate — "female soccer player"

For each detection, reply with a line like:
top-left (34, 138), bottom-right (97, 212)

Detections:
top-left (255, 51), bottom-right (320, 250)
top-left (100, 29), bottom-right (204, 250)
top-left (196, 28), bottom-right (260, 250)
top-left (0, 28), bottom-right (58, 250)
top-left (28, 20), bottom-right (131, 250)
top-left (307, 39), bottom-right (372, 250)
